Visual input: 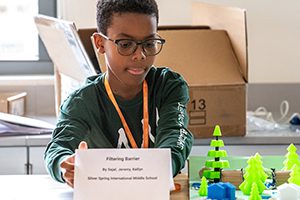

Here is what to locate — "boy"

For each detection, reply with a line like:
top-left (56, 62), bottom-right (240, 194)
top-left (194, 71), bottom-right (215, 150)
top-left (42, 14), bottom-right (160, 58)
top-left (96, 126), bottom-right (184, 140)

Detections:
top-left (45, 0), bottom-right (193, 188)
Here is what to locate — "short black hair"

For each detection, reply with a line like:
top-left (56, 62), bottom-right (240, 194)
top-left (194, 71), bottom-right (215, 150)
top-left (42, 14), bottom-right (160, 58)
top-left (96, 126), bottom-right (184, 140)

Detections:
top-left (96, 0), bottom-right (159, 35)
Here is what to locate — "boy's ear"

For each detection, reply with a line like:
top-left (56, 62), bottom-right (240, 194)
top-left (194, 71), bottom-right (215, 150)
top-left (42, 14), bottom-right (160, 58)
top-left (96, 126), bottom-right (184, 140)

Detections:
top-left (92, 33), bottom-right (105, 54)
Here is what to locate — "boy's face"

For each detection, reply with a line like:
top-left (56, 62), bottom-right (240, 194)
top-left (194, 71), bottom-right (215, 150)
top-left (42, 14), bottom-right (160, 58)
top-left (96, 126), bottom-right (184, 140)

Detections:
top-left (95, 13), bottom-right (158, 88)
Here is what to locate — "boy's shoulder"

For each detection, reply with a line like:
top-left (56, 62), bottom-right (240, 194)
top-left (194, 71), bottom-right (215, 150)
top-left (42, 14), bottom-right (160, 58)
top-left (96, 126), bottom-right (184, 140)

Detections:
top-left (67, 74), bottom-right (104, 97)
top-left (60, 73), bottom-right (104, 108)
top-left (148, 66), bottom-right (186, 83)
top-left (149, 66), bottom-right (178, 77)
top-left (147, 66), bottom-right (189, 98)
top-left (85, 73), bottom-right (104, 85)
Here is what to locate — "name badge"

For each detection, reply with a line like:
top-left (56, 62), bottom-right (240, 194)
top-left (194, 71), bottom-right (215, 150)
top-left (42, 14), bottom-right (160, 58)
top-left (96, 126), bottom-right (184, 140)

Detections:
top-left (74, 148), bottom-right (173, 200)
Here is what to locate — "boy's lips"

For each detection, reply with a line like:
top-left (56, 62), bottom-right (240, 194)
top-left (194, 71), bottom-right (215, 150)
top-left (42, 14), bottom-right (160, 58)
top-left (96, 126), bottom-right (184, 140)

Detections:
top-left (127, 68), bottom-right (145, 75)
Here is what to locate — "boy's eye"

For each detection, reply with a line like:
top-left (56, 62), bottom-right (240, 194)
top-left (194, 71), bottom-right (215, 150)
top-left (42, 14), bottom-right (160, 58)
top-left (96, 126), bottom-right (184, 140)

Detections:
top-left (144, 40), bottom-right (156, 49)
top-left (117, 40), bottom-right (135, 49)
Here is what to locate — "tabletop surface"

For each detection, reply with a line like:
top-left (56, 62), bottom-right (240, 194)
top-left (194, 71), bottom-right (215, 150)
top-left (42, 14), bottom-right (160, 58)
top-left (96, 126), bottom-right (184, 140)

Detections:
top-left (0, 174), bottom-right (188, 200)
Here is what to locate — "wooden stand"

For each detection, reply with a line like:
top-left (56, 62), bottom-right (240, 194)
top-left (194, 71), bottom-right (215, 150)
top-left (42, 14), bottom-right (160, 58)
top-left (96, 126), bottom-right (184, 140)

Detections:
top-left (200, 169), bottom-right (290, 188)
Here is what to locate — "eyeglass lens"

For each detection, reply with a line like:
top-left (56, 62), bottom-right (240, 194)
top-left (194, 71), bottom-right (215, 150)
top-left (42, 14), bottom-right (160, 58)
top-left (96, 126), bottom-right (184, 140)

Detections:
top-left (116, 39), bottom-right (164, 56)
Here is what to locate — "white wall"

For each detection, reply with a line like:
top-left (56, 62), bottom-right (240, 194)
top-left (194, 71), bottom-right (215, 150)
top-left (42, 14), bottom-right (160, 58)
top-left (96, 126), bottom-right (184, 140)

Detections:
top-left (57, 0), bottom-right (97, 28)
top-left (57, 0), bottom-right (300, 83)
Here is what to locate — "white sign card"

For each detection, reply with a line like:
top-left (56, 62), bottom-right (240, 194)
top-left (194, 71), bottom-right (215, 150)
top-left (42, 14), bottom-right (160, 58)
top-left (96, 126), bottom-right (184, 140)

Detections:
top-left (74, 148), bottom-right (173, 200)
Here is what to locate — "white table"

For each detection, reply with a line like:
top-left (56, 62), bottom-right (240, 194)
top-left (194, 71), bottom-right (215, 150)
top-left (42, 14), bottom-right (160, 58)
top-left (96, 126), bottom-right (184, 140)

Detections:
top-left (0, 175), bottom-right (73, 200)
top-left (0, 174), bottom-right (188, 200)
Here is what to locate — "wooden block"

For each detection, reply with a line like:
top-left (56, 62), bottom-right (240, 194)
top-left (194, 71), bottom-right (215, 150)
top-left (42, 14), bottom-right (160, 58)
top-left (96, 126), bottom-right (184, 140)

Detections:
top-left (275, 170), bottom-right (290, 186)
top-left (171, 173), bottom-right (189, 200)
top-left (221, 170), bottom-right (243, 187)
top-left (0, 92), bottom-right (27, 116)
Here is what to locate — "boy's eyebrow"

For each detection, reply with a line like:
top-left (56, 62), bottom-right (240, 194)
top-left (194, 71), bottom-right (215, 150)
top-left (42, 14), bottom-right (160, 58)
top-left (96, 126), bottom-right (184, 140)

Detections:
top-left (115, 32), bottom-right (157, 39)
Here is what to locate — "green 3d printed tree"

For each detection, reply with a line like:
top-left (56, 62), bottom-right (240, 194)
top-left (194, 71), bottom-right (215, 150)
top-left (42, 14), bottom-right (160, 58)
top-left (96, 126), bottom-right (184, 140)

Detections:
top-left (239, 155), bottom-right (267, 195)
top-left (198, 176), bottom-right (208, 197)
top-left (288, 164), bottom-right (300, 186)
top-left (203, 125), bottom-right (230, 183)
top-left (253, 153), bottom-right (268, 183)
top-left (248, 182), bottom-right (262, 200)
top-left (282, 143), bottom-right (300, 171)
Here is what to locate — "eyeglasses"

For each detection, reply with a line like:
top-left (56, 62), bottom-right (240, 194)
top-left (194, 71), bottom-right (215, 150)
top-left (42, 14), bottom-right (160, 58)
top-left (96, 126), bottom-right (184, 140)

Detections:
top-left (98, 32), bottom-right (166, 56)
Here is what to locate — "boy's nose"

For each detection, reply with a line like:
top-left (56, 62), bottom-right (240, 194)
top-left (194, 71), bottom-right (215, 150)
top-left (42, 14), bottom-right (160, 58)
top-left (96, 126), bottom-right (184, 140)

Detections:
top-left (132, 45), bottom-right (146, 61)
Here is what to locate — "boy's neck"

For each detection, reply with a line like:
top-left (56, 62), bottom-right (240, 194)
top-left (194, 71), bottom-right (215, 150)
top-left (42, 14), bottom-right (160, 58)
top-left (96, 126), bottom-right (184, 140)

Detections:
top-left (106, 74), bottom-right (143, 100)
top-left (112, 85), bottom-right (142, 100)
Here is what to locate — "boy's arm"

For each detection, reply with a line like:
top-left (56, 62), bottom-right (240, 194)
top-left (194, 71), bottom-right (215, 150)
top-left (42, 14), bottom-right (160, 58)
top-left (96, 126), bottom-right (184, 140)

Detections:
top-left (154, 72), bottom-right (194, 177)
top-left (44, 95), bottom-right (90, 183)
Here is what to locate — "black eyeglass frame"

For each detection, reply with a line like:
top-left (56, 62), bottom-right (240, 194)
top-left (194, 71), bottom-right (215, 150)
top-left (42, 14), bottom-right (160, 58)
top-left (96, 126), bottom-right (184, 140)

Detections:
top-left (98, 32), bottom-right (166, 56)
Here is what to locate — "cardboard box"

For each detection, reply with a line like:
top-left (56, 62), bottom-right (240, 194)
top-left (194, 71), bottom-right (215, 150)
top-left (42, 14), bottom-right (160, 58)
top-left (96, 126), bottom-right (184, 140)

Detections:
top-left (34, 15), bottom-right (97, 83)
top-left (34, 15), bottom-right (98, 115)
top-left (0, 92), bottom-right (27, 116)
top-left (155, 28), bottom-right (247, 138)
top-left (152, 3), bottom-right (248, 138)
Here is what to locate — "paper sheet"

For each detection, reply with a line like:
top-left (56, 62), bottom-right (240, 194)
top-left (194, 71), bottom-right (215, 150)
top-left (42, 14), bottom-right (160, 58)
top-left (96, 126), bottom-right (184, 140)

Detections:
top-left (74, 148), bottom-right (173, 200)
